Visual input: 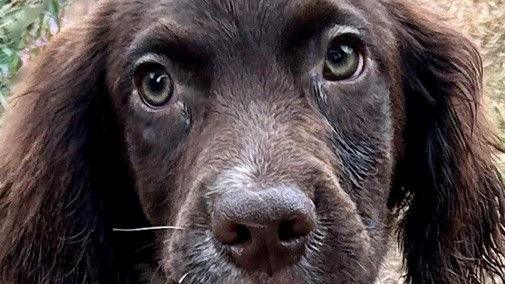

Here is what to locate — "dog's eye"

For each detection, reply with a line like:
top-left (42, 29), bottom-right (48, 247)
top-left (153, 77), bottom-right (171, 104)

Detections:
top-left (134, 64), bottom-right (174, 107)
top-left (323, 36), bottom-right (364, 81)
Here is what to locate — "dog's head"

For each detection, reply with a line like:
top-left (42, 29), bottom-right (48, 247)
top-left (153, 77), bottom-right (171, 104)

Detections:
top-left (1, 0), bottom-right (504, 283)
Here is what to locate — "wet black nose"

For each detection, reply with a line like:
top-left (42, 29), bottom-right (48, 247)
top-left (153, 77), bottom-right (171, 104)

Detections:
top-left (211, 187), bottom-right (316, 275)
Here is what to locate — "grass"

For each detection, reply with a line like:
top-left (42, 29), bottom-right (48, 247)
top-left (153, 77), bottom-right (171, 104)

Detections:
top-left (0, 0), bottom-right (63, 111)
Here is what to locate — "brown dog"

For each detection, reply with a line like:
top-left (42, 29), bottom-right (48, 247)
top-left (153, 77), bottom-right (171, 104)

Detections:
top-left (0, 0), bottom-right (504, 283)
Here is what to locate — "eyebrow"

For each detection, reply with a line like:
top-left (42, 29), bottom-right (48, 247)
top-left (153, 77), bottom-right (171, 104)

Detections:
top-left (127, 21), bottom-right (210, 68)
top-left (281, 0), bottom-right (370, 49)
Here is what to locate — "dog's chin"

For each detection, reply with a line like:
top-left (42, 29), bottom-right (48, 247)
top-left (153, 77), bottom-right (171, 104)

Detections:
top-left (166, 263), bottom-right (313, 284)
top-left (235, 269), bottom-right (307, 284)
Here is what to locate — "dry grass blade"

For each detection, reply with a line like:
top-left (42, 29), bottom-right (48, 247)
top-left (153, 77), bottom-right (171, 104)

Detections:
top-left (113, 226), bottom-right (184, 232)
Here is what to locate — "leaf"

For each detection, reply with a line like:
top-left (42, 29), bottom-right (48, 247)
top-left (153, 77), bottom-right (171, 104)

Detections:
top-left (8, 54), bottom-right (21, 74)
top-left (0, 47), bottom-right (13, 57)
top-left (4, 5), bottom-right (44, 48)
top-left (48, 0), bottom-right (60, 20)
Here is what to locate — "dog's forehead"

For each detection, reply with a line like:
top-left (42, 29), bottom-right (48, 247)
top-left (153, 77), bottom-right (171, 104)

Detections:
top-left (152, 0), bottom-right (369, 39)
top-left (168, 0), bottom-right (329, 21)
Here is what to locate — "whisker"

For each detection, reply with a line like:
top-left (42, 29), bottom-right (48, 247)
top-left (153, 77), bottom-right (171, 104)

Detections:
top-left (135, 241), bottom-right (156, 253)
top-left (112, 226), bottom-right (184, 232)
top-left (178, 272), bottom-right (190, 284)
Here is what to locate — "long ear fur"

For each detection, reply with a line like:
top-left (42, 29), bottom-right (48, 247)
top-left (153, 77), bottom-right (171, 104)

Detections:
top-left (388, 1), bottom-right (505, 283)
top-left (0, 4), bottom-right (151, 283)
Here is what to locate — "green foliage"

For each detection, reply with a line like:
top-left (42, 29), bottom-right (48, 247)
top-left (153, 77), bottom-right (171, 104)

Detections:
top-left (0, 0), bottom-right (63, 111)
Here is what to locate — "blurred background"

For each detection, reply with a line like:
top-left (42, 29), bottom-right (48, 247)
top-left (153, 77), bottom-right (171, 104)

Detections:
top-left (0, 0), bottom-right (504, 283)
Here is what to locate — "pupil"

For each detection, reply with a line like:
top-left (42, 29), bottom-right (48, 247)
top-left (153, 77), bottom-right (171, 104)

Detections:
top-left (328, 45), bottom-right (352, 65)
top-left (147, 71), bottom-right (167, 95)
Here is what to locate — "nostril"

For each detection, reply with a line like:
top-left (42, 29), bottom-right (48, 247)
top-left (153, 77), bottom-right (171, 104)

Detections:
top-left (215, 222), bottom-right (252, 246)
top-left (278, 216), bottom-right (313, 242)
top-left (228, 224), bottom-right (251, 246)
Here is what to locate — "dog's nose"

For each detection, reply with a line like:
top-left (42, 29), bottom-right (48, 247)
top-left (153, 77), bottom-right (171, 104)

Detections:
top-left (211, 186), bottom-right (316, 275)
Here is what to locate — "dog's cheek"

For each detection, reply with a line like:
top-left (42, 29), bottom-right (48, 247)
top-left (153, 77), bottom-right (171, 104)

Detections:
top-left (124, 102), bottom-right (191, 224)
top-left (162, 185), bottom-right (216, 280)
top-left (320, 71), bottom-right (395, 272)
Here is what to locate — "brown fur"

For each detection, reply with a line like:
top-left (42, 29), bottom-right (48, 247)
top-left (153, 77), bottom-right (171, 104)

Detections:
top-left (0, 0), bottom-right (504, 283)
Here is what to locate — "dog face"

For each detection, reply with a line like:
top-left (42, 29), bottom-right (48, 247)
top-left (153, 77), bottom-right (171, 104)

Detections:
top-left (0, 0), bottom-right (504, 283)
top-left (120, 1), bottom-right (397, 282)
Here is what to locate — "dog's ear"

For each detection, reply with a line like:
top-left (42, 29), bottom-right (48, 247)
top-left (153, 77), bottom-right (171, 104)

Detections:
top-left (0, 4), bottom-right (146, 283)
top-left (388, 2), bottom-right (505, 283)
